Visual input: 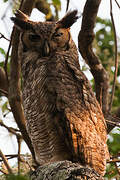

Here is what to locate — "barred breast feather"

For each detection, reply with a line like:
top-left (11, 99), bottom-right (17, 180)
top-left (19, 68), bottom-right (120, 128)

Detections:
top-left (21, 49), bottom-right (109, 176)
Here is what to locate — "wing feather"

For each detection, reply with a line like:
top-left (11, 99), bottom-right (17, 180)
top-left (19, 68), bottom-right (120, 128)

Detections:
top-left (47, 53), bottom-right (109, 175)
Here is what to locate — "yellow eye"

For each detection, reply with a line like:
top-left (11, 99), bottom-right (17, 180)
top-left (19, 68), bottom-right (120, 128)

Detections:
top-left (29, 34), bottom-right (41, 42)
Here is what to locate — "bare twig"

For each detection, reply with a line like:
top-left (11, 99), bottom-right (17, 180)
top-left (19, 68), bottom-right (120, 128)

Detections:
top-left (0, 88), bottom-right (8, 96)
top-left (0, 149), bottom-right (13, 174)
top-left (0, 33), bottom-right (10, 41)
top-left (0, 120), bottom-right (22, 138)
top-left (66, 0), bottom-right (70, 12)
top-left (3, 40), bottom-right (12, 84)
top-left (107, 159), bottom-right (120, 163)
top-left (0, 168), bottom-right (8, 175)
top-left (17, 136), bottom-right (22, 174)
top-left (106, 119), bottom-right (120, 128)
top-left (109, 0), bottom-right (118, 112)
top-left (0, 154), bottom-right (31, 162)
top-left (114, 0), bottom-right (120, 9)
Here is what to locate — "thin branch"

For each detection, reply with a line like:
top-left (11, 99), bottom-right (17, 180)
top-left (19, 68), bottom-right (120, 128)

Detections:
top-left (0, 88), bottom-right (8, 96)
top-left (114, 0), bottom-right (120, 9)
top-left (109, 0), bottom-right (118, 112)
top-left (17, 136), bottom-right (22, 174)
top-left (3, 40), bottom-right (12, 84)
top-left (0, 168), bottom-right (8, 175)
top-left (106, 119), bottom-right (120, 128)
top-left (0, 120), bottom-right (22, 138)
top-left (20, 157), bottom-right (33, 171)
top-left (0, 154), bottom-right (31, 162)
top-left (0, 33), bottom-right (10, 41)
top-left (107, 159), bottom-right (120, 163)
top-left (0, 149), bottom-right (13, 174)
top-left (66, 0), bottom-right (70, 12)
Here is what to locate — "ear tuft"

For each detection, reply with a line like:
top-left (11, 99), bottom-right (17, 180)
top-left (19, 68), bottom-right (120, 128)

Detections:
top-left (11, 10), bottom-right (32, 31)
top-left (57, 10), bottom-right (79, 28)
top-left (14, 10), bottom-right (29, 21)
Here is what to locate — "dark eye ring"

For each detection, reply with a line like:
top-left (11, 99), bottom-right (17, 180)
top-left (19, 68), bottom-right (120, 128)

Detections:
top-left (29, 34), bottom-right (41, 42)
top-left (54, 32), bottom-right (63, 37)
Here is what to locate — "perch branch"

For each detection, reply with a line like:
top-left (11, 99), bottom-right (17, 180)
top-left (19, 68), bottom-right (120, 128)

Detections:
top-left (0, 149), bottom-right (13, 174)
top-left (109, 0), bottom-right (118, 112)
top-left (78, 0), bottom-right (109, 116)
top-left (8, 0), bottom-right (35, 161)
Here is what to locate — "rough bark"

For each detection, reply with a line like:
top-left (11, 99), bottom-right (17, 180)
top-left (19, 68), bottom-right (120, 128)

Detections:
top-left (78, 0), bottom-right (109, 116)
top-left (8, 0), bottom-right (36, 159)
top-left (30, 161), bottom-right (102, 180)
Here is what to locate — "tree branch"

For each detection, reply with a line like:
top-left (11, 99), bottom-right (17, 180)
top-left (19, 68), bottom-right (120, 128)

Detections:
top-left (78, 0), bottom-right (109, 116)
top-left (35, 0), bottom-right (54, 21)
top-left (0, 67), bottom-right (8, 95)
top-left (0, 33), bottom-right (10, 41)
top-left (8, 0), bottom-right (36, 161)
top-left (0, 119), bottom-right (21, 137)
top-left (30, 161), bottom-right (102, 180)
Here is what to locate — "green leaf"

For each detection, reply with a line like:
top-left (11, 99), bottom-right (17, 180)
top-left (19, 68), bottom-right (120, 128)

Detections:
top-left (0, 61), bottom-right (4, 67)
top-left (105, 163), bottom-right (118, 178)
top-left (3, 0), bottom-right (8, 2)
top-left (108, 133), bottom-right (120, 155)
top-left (2, 101), bottom-right (8, 113)
top-left (0, 48), bottom-right (6, 56)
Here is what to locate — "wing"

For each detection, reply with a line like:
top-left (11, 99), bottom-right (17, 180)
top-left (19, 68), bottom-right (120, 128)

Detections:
top-left (47, 52), bottom-right (109, 176)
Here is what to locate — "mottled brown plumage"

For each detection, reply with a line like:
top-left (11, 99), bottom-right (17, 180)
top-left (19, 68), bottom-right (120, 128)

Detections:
top-left (11, 10), bottom-right (109, 176)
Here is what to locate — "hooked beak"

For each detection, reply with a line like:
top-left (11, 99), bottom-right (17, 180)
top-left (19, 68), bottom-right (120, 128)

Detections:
top-left (42, 40), bottom-right (50, 56)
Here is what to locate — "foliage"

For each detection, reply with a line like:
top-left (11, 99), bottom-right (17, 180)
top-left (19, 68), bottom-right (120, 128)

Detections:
top-left (5, 174), bottom-right (30, 180)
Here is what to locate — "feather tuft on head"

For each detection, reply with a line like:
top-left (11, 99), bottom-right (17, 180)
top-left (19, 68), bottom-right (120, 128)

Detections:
top-left (57, 10), bottom-right (79, 28)
top-left (11, 10), bottom-right (33, 31)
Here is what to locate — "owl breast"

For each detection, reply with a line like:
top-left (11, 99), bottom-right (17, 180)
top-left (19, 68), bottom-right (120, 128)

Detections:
top-left (21, 51), bottom-right (71, 164)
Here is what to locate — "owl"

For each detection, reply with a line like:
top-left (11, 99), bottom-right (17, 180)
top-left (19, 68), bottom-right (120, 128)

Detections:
top-left (11, 10), bottom-right (109, 176)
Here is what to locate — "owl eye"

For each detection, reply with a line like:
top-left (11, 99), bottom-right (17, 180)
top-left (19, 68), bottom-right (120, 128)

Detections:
top-left (54, 32), bottom-right (63, 37)
top-left (28, 34), bottom-right (41, 42)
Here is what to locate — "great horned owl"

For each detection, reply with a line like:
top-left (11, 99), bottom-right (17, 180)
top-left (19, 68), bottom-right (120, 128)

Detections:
top-left (11, 10), bottom-right (109, 176)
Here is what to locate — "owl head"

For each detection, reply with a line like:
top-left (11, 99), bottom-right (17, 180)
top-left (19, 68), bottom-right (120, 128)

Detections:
top-left (11, 10), bottom-right (79, 57)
